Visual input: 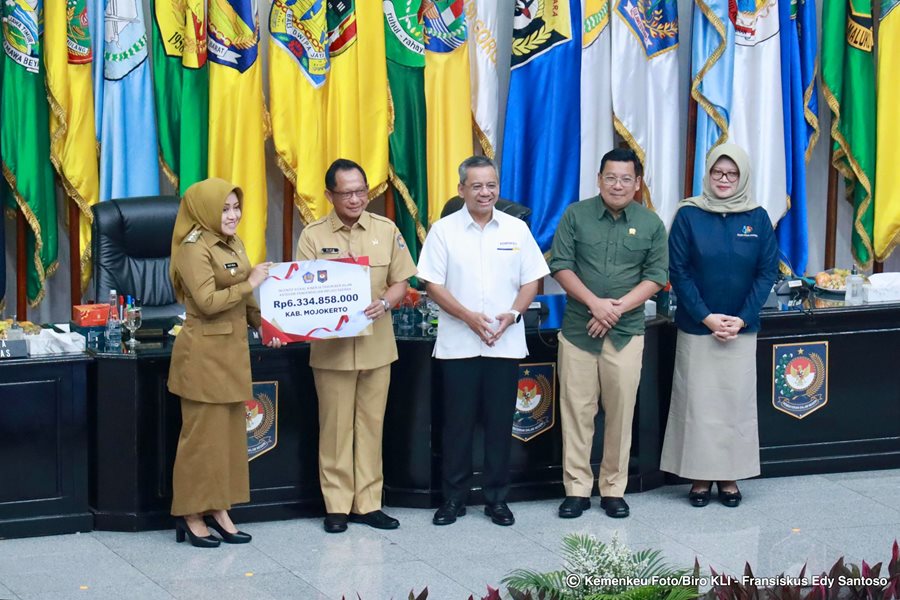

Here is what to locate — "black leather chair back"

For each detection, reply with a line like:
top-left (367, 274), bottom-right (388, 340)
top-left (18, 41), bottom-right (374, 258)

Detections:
top-left (92, 196), bottom-right (182, 318)
top-left (440, 196), bottom-right (532, 223)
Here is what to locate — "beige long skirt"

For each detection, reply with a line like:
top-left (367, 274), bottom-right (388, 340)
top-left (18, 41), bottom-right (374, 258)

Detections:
top-left (660, 331), bottom-right (760, 481)
top-left (171, 399), bottom-right (250, 516)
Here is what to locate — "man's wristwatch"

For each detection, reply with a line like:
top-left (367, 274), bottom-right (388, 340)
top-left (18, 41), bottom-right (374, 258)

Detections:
top-left (380, 298), bottom-right (391, 312)
top-left (508, 309), bottom-right (522, 323)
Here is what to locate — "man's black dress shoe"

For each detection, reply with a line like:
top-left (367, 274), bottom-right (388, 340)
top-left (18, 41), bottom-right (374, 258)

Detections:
top-left (717, 483), bottom-right (742, 507)
top-left (175, 517), bottom-right (220, 548)
top-left (203, 516), bottom-right (252, 543)
top-left (599, 497), bottom-right (630, 518)
top-left (432, 499), bottom-right (466, 525)
top-left (349, 510), bottom-right (400, 530)
top-left (558, 496), bottom-right (591, 518)
top-left (484, 502), bottom-right (515, 526)
top-left (688, 484), bottom-right (713, 508)
top-left (323, 513), bottom-right (349, 533)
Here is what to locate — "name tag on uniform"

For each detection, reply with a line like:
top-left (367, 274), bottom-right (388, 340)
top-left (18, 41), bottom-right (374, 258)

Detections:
top-left (321, 247), bottom-right (340, 254)
top-left (497, 241), bottom-right (519, 251)
top-left (224, 262), bottom-right (238, 269)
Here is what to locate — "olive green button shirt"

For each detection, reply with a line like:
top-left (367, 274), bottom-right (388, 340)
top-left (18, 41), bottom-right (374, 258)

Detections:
top-left (548, 197), bottom-right (668, 353)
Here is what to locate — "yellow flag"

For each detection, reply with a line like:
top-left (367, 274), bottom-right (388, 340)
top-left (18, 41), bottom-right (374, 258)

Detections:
top-left (423, 0), bottom-right (473, 224)
top-left (208, 0), bottom-right (267, 264)
top-left (875, 2), bottom-right (900, 261)
top-left (45, 0), bottom-right (99, 290)
top-left (271, 1), bottom-right (389, 223)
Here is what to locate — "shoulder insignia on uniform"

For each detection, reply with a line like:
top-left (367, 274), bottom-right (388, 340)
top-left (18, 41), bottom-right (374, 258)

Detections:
top-left (370, 213), bottom-right (395, 226)
top-left (396, 233), bottom-right (407, 250)
top-left (184, 229), bottom-right (202, 243)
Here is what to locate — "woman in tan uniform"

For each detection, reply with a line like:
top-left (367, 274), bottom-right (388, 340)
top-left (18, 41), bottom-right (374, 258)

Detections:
top-left (168, 178), bottom-right (278, 547)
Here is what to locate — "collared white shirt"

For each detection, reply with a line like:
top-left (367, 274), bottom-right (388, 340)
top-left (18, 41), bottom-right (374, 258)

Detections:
top-left (417, 207), bottom-right (549, 359)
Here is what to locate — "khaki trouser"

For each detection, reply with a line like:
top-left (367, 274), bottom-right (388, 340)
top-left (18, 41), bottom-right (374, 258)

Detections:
top-left (558, 332), bottom-right (644, 498)
top-left (312, 365), bottom-right (391, 514)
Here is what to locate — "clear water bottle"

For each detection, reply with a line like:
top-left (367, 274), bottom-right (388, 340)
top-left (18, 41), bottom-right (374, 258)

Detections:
top-left (845, 266), bottom-right (864, 306)
top-left (105, 289), bottom-right (122, 349)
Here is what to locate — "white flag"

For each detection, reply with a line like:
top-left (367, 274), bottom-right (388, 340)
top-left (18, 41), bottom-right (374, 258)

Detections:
top-left (611, 0), bottom-right (681, 227)
top-left (580, 0), bottom-right (614, 200)
top-left (466, 0), bottom-right (500, 158)
top-left (728, 2), bottom-right (787, 225)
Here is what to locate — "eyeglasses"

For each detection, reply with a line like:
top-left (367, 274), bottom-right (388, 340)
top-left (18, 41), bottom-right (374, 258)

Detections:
top-left (331, 188), bottom-right (369, 201)
top-left (710, 169), bottom-right (740, 182)
top-left (601, 175), bottom-right (636, 186)
top-left (467, 182), bottom-right (498, 193)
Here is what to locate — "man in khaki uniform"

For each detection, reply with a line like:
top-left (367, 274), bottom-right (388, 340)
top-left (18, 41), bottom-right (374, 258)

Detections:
top-left (296, 159), bottom-right (417, 533)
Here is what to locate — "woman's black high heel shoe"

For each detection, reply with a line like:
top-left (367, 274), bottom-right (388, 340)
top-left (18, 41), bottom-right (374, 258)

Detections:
top-left (204, 516), bottom-right (252, 544)
top-left (688, 482), bottom-right (713, 507)
top-left (175, 517), bottom-right (220, 548)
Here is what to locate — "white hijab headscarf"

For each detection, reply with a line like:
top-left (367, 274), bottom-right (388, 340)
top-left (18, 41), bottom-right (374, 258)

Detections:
top-left (678, 143), bottom-right (758, 214)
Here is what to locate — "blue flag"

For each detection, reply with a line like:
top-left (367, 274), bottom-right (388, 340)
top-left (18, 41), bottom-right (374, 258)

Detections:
top-left (776, 0), bottom-right (818, 276)
top-left (94, 0), bottom-right (160, 200)
top-left (690, 0), bottom-right (734, 195)
top-left (501, 0), bottom-right (581, 252)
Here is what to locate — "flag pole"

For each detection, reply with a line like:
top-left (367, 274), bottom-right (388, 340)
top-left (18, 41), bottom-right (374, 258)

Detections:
top-left (283, 176), bottom-right (293, 262)
top-left (872, 0), bottom-right (883, 274)
top-left (384, 184), bottom-right (396, 222)
top-left (824, 165), bottom-right (838, 269)
top-left (683, 94), bottom-right (699, 199)
top-left (69, 199), bottom-right (81, 306)
top-left (16, 209), bottom-right (27, 321)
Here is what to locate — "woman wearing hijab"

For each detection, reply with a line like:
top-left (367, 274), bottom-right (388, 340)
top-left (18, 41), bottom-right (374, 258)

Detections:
top-left (168, 178), bottom-right (279, 547)
top-left (660, 144), bottom-right (779, 508)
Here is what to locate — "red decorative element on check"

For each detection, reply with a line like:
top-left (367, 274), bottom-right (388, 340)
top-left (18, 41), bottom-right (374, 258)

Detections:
top-left (261, 313), bottom-right (352, 344)
top-left (269, 257), bottom-right (368, 281)
top-left (269, 262), bottom-right (301, 281)
top-left (303, 314), bottom-right (350, 338)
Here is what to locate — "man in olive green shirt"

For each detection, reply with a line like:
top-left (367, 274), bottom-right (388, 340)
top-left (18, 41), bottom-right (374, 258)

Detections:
top-left (549, 148), bottom-right (668, 519)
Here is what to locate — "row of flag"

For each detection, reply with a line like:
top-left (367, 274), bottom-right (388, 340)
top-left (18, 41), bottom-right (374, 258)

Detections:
top-left (692, 0), bottom-right (899, 275)
top-left (822, 0), bottom-right (900, 270)
top-left (1, 0), bottom-right (899, 308)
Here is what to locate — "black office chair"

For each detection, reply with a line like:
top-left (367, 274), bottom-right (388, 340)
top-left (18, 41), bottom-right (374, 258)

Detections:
top-left (92, 196), bottom-right (183, 320)
top-left (440, 196), bottom-right (532, 223)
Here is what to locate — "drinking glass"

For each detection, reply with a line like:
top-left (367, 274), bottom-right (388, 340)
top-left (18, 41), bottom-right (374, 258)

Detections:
top-left (125, 305), bottom-right (142, 348)
top-left (416, 296), bottom-right (431, 333)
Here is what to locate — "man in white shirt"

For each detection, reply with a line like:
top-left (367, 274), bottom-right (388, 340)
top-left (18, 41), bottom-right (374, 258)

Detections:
top-left (417, 156), bottom-right (549, 527)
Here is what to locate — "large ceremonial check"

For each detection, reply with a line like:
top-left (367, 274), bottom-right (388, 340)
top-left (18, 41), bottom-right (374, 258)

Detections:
top-left (259, 258), bottom-right (372, 344)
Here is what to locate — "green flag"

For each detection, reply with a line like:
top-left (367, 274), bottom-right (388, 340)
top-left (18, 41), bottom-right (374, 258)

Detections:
top-left (384, 0), bottom-right (428, 263)
top-left (1, 38), bottom-right (5, 307)
top-left (821, 0), bottom-right (877, 268)
top-left (1, 0), bottom-right (58, 306)
top-left (151, 0), bottom-right (209, 194)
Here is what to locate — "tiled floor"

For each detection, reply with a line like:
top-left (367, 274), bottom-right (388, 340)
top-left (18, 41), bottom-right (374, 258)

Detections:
top-left (1, 470), bottom-right (898, 600)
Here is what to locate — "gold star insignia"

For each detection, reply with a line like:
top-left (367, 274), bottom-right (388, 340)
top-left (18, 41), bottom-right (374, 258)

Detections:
top-left (798, 348), bottom-right (804, 354)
